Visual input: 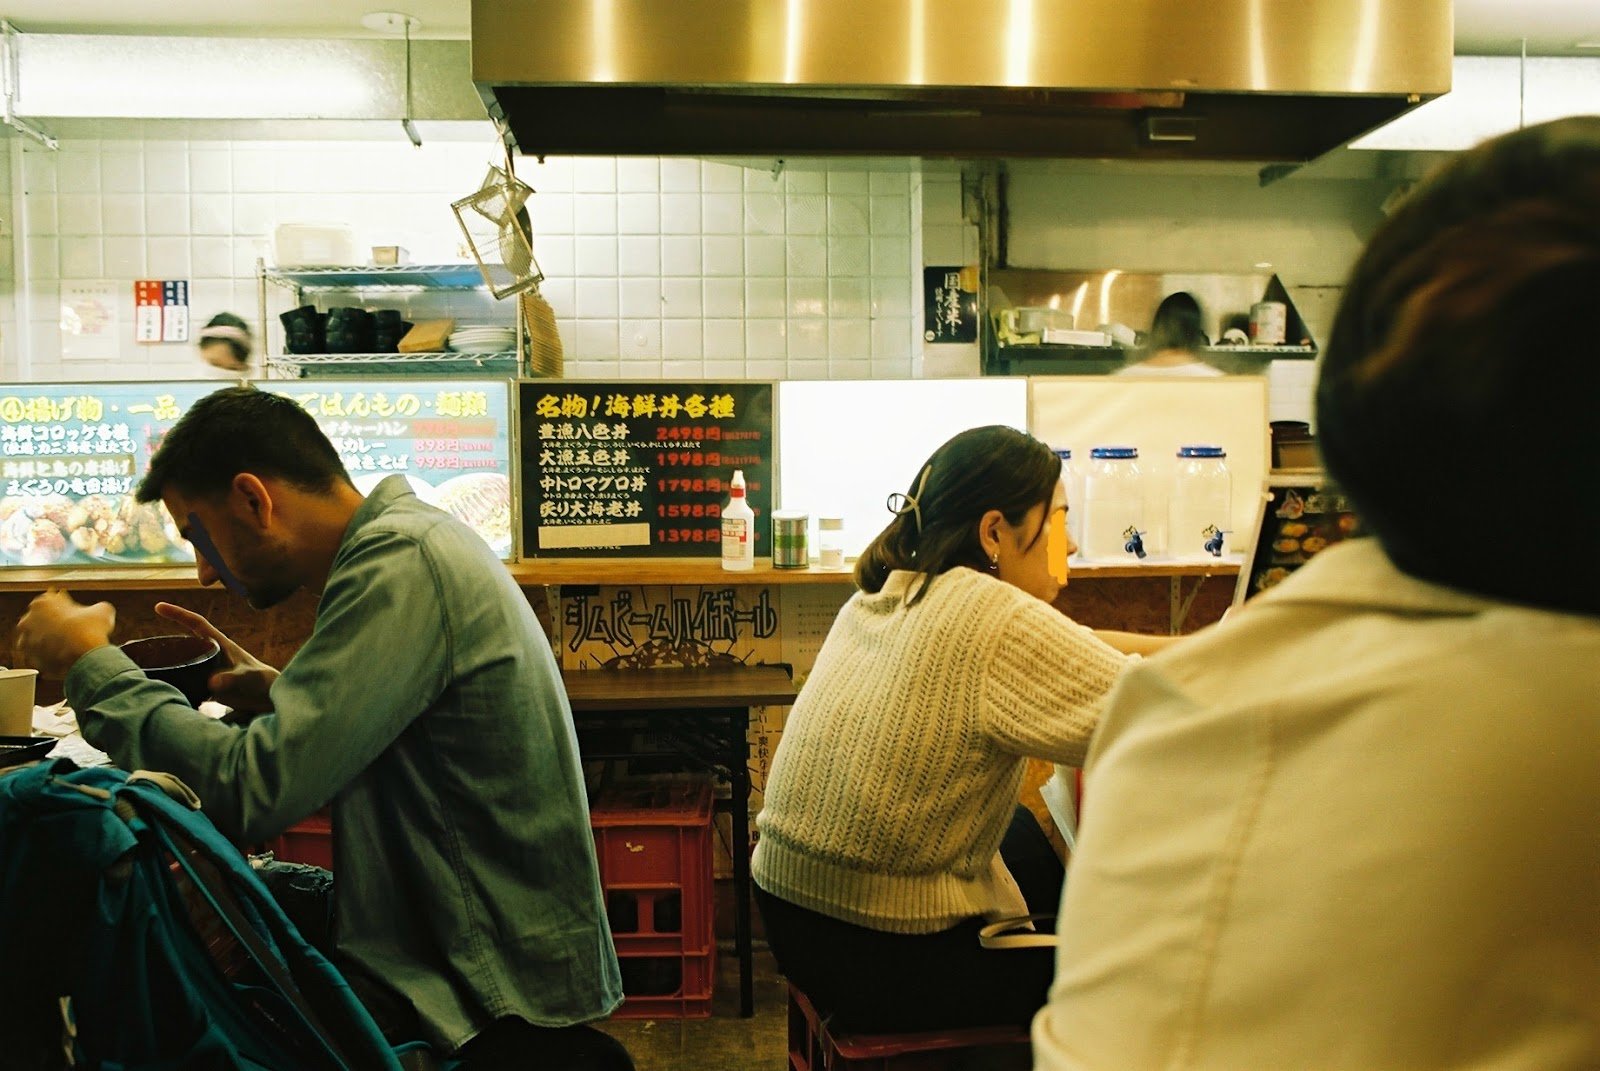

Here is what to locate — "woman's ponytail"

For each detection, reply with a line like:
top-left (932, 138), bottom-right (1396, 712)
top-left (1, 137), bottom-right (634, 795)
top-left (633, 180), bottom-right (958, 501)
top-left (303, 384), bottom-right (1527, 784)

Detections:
top-left (853, 511), bottom-right (918, 593)
top-left (851, 426), bottom-right (1061, 604)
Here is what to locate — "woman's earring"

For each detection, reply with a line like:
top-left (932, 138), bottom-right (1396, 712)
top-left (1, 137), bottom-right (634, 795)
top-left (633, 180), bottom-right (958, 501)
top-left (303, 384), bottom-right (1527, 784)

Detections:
top-left (988, 552), bottom-right (999, 572)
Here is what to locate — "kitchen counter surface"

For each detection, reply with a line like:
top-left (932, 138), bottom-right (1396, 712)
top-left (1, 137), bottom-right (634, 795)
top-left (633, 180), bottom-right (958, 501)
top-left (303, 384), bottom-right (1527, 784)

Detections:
top-left (0, 558), bottom-right (1241, 591)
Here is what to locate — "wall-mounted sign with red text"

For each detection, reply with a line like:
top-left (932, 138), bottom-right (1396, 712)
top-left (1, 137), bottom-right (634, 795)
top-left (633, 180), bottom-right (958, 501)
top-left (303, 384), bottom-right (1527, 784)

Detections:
top-left (134, 280), bottom-right (189, 343)
top-left (262, 379), bottom-right (514, 559)
top-left (520, 382), bottom-right (774, 558)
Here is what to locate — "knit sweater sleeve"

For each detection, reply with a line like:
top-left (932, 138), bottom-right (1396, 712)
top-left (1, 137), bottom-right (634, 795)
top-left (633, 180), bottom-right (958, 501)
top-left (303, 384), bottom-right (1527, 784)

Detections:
top-left (980, 597), bottom-right (1134, 765)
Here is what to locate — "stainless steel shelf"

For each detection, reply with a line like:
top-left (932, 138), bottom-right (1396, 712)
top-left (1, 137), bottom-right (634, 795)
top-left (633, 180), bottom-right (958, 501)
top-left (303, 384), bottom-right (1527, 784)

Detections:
top-left (998, 342), bottom-right (1316, 359)
top-left (1203, 344), bottom-right (1316, 356)
top-left (267, 351), bottom-right (518, 378)
top-left (262, 264), bottom-right (498, 291)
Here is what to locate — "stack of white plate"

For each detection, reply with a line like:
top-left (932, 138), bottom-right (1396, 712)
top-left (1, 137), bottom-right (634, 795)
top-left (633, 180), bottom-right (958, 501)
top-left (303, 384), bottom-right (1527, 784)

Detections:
top-left (448, 325), bottom-right (516, 354)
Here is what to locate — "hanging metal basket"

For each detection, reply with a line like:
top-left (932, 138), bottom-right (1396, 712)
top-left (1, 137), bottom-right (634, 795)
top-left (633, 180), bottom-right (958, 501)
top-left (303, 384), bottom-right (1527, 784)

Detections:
top-left (451, 165), bottom-right (543, 299)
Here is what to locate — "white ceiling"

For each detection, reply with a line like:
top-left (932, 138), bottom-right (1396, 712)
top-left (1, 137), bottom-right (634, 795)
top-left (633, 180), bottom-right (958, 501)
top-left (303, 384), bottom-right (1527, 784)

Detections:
top-left (5, 1), bottom-right (1600, 53)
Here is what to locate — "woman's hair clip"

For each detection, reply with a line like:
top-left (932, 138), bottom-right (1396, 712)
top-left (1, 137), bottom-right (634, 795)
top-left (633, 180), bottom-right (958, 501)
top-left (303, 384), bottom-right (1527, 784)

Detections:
top-left (886, 464), bottom-right (932, 533)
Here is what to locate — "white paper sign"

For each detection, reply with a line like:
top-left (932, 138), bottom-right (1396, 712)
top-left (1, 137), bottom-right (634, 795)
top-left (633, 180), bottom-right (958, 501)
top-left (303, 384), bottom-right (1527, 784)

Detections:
top-left (59, 281), bottom-right (121, 360)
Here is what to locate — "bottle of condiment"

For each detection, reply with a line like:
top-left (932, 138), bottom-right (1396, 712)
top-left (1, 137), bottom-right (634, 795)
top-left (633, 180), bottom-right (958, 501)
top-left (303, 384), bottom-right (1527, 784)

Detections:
top-left (1081, 446), bottom-right (1146, 561)
top-left (721, 469), bottom-right (755, 571)
top-left (818, 515), bottom-right (846, 570)
top-left (772, 510), bottom-right (809, 569)
top-left (1169, 445), bottom-right (1232, 559)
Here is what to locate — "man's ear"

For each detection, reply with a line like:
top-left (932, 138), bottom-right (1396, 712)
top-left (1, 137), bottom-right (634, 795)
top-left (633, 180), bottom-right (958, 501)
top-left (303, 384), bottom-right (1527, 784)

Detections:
top-left (231, 473), bottom-right (275, 531)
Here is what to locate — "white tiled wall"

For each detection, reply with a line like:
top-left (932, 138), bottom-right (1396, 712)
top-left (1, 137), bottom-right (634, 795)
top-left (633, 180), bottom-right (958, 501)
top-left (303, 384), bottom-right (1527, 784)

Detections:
top-left (0, 139), bottom-right (15, 368)
top-left (919, 170), bottom-right (983, 379)
top-left (2, 132), bottom-right (1382, 422)
top-left (519, 156), bottom-right (915, 381)
top-left (4, 138), bottom-right (917, 383)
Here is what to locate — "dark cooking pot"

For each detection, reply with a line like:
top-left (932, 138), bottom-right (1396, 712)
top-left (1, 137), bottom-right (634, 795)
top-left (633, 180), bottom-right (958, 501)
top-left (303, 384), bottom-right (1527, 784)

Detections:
top-left (120, 635), bottom-right (222, 707)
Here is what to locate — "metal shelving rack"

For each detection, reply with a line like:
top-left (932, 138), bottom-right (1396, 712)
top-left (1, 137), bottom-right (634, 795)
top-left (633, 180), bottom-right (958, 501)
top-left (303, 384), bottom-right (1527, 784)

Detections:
top-left (256, 259), bottom-right (523, 378)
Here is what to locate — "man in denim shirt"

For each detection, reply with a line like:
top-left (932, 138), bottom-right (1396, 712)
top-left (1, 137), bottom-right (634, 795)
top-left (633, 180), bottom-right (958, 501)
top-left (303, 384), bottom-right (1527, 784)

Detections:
top-left (16, 387), bottom-right (626, 1068)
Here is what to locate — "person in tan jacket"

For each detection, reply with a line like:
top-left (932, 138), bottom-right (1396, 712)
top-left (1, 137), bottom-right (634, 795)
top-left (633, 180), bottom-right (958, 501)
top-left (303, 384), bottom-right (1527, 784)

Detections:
top-left (1034, 116), bottom-right (1600, 1070)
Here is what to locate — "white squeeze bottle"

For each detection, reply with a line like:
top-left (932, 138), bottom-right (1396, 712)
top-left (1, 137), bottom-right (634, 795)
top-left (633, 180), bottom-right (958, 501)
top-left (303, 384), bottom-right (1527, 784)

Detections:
top-left (721, 469), bottom-right (755, 571)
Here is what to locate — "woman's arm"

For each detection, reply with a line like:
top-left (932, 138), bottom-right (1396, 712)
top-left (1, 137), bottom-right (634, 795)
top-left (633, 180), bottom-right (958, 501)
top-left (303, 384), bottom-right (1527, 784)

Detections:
top-left (982, 601), bottom-right (1133, 766)
top-left (1094, 630), bottom-right (1182, 657)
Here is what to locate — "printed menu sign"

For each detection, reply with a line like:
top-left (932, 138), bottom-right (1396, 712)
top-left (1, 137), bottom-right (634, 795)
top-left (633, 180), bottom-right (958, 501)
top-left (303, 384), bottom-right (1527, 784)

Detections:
top-left (261, 379), bottom-right (514, 558)
top-left (520, 381), bottom-right (773, 558)
top-left (1237, 476), bottom-right (1362, 604)
top-left (0, 382), bottom-right (219, 567)
top-left (923, 265), bottom-right (978, 343)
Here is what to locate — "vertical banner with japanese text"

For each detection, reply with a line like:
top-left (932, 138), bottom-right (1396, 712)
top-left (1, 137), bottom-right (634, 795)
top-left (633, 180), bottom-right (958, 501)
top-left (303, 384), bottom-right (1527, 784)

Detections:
top-left (520, 382), bottom-right (774, 558)
top-left (0, 382), bottom-right (219, 567)
top-left (260, 379), bottom-right (514, 558)
top-left (923, 265), bottom-right (978, 343)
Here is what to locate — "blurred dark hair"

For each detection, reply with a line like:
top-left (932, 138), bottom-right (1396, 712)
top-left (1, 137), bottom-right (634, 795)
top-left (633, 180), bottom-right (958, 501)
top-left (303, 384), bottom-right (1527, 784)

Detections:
top-left (1316, 115), bottom-right (1600, 615)
top-left (855, 426), bottom-right (1061, 604)
top-left (198, 311), bottom-right (253, 369)
top-left (136, 387), bottom-right (351, 504)
top-left (1145, 291), bottom-right (1207, 354)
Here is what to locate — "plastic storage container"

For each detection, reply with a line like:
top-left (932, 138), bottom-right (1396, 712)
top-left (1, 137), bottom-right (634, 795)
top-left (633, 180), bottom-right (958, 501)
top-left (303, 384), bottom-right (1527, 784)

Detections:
top-left (1169, 445), bottom-right (1233, 560)
top-left (1080, 447), bottom-right (1146, 561)
top-left (1053, 448), bottom-right (1084, 557)
top-left (271, 223), bottom-right (359, 268)
top-left (818, 516), bottom-right (846, 570)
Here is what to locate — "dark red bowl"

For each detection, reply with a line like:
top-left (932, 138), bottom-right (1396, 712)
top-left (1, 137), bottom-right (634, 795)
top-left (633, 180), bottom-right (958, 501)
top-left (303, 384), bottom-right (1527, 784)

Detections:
top-left (120, 634), bottom-right (221, 707)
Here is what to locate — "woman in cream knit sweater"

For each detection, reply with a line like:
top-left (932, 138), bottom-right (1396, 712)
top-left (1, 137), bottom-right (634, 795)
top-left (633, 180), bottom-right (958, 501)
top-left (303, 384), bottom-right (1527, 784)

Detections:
top-left (752, 425), bottom-right (1172, 1033)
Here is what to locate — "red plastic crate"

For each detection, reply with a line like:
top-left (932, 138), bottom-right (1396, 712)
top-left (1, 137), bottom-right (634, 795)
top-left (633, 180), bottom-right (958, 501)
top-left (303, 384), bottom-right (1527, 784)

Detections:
top-left (590, 780), bottom-right (714, 886)
top-left (267, 810), bottom-right (333, 871)
top-left (787, 985), bottom-right (1030, 1071)
top-left (606, 886), bottom-right (711, 954)
top-left (591, 780), bottom-right (714, 950)
top-left (591, 780), bottom-right (716, 1017)
top-left (611, 946), bottom-right (715, 1020)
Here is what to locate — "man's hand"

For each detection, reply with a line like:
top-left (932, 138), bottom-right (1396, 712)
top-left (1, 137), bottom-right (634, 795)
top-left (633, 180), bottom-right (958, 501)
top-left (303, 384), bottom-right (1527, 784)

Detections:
top-left (14, 590), bottom-right (116, 678)
top-left (155, 602), bottom-right (281, 714)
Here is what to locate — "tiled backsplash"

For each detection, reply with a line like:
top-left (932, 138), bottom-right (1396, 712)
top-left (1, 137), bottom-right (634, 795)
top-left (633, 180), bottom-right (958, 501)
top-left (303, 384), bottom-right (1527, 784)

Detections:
top-left (6, 138), bottom-right (917, 384)
top-left (2, 133), bottom-right (1328, 420)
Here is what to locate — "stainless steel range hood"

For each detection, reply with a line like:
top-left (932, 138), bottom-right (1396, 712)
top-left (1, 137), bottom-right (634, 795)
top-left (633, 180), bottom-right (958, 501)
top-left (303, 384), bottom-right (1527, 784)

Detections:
top-left (472, 0), bottom-right (1452, 163)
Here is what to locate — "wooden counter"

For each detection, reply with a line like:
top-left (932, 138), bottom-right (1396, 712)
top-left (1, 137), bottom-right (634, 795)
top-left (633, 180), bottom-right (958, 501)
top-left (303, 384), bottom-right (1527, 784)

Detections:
top-left (0, 557), bottom-right (1239, 592)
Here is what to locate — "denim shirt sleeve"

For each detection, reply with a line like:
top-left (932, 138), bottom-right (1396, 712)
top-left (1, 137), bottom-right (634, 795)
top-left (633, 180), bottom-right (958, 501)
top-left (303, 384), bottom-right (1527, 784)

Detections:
top-left (67, 525), bottom-right (450, 843)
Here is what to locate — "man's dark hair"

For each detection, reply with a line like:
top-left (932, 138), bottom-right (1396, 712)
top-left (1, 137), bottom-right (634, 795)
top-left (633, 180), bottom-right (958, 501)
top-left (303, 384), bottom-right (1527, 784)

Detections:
top-left (854, 425), bottom-right (1061, 605)
top-left (199, 312), bottom-right (253, 368)
top-left (1316, 115), bottom-right (1600, 616)
top-left (136, 387), bottom-right (351, 503)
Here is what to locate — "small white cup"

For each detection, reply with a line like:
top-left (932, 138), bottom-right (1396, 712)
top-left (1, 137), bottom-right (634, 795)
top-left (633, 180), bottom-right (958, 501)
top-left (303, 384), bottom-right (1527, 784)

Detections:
top-left (0, 668), bottom-right (39, 737)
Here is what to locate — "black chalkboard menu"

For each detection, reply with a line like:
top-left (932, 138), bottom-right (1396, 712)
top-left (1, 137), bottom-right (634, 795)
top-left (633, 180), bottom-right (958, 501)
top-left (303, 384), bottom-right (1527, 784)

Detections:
top-left (519, 382), bottom-right (773, 558)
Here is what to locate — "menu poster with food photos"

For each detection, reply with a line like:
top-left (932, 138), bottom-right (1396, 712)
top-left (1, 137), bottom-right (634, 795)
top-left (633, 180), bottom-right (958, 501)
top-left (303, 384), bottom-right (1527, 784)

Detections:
top-left (0, 382), bottom-right (221, 567)
top-left (520, 382), bottom-right (774, 558)
top-left (260, 380), bottom-right (514, 559)
top-left (1236, 476), bottom-right (1362, 604)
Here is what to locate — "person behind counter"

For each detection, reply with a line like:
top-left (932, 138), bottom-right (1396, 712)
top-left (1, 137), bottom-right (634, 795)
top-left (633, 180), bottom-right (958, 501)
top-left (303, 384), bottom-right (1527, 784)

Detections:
top-left (751, 425), bottom-right (1178, 1034)
top-left (1033, 117), bottom-right (1600, 1070)
top-left (196, 311), bottom-right (254, 376)
top-left (13, 387), bottom-right (631, 1071)
top-left (1116, 291), bottom-right (1222, 377)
